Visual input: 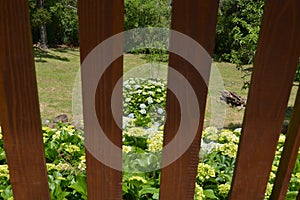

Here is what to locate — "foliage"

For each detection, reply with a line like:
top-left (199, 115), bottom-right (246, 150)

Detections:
top-left (30, 7), bottom-right (52, 28)
top-left (197, 127), bottom-right (300, 200)
top-left (122, 125), bottom-right (162, 199)
top-left (124, 0), bottom-right (171, 30)
top-left (215, 0), bottom-right (264, 64)
top-left (0, 124), bottom-right (87, 200)
top-left (214, 0), bottom-right (264, 88)
top-left (0, 125), bottom-right (300, 199)
top-left (28, 0), bottom-right (78, 45)
top-left (49, 1), bottom-right (78, 45)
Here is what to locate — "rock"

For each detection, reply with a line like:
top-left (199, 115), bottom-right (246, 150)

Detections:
top-left (54, 114), bottom-right (68, 123)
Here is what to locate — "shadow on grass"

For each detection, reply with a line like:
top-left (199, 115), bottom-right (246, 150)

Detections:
top-left (224, 106), bottom-right (293, 133)
top-left (34, 47), bottom-right (70, 63)
top-left (51, 47), bottom-right (80, 58)
top-left (225, 122), bottom-right (242, 130)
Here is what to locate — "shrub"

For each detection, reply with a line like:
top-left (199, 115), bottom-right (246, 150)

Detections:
top-left (0, 124), bottom-right (299, 199)
top-left (123, 78), bottom-right (167, 128)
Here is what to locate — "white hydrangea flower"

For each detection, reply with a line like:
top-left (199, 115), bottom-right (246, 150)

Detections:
top-left (125, 98), bottom-right (131, 102)
top-left (124, 84), bottom-right (131, 89)
top-left (157, 108), bottom-right (164, 115)
top-left (140, 104), bottom-right (146, 109)
top-left (147, 97), bottom-right (153, 104)
top-left (128, 113), bottom-right (135, 118)
top-left (140, 109), bottom-right (147, 114)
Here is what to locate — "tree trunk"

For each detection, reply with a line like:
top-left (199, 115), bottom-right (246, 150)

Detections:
top-left (39, 25), bottom-right (48, 49)
top-left (38, 0), bottom-right (48, 49)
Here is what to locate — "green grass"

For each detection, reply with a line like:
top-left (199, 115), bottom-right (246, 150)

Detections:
top-left (35, 48), bottom-right (80, 121)
top-left (35, 48), bottom-right (298, 128)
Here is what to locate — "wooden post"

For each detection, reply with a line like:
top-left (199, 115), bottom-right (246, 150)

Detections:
top-left (159, 0), bottom-right (219, 199)
top-left (271, 87), bottom-right (300, 199)
top-left (0, 0), bottom-right (50, 199)
top-left (78, 0), bottom-right (124, 199)
top-left (229, 0), bottom-right (300, 199)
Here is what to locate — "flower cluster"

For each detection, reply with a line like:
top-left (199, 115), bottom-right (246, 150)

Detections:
top-left (124, 127), bottom-right (147, 137)
top-left (197, 163), bottom-right (216, 183)
top-left (128, 176), bottom-right (147, 184)
top-left (194, 183), bottom-right (205, 200)
top-left (147, 132), bottom-right (163, 153)
top-left (218, 183), bottom-right (231, 196)
top-left (123, 78), bottom-right (167, 127)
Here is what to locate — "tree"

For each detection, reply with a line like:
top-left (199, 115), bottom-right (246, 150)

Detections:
top-left (29, 0), bottom-right (78, 47)
top-left (124, 0), bottom-right (171, 30)
top-left (38, 0), bottom-right (48, 49)
top-left (29, 0), bottom-right (52, 48)
top-left (214, 0), bottom-right (264, 88)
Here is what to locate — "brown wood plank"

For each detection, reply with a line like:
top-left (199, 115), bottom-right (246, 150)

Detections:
top-left (0, 0), bottom-right (50, 199)
top-left (229, 1), bottom-right (300, 199)
top-left (271, 87), bottom-right (300, 199)
top-left (159, 0), bottom-right (219, 199)
top-left (78, 0), bottom-right (123, 199)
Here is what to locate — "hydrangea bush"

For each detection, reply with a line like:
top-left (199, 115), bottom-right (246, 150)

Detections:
top-left (0, 76), bottom-right (300, 199)
top-left (123, 78), bottom-right (167, 128)
top-left (195, 127), bottom-right (300, 200)
top-left (0, 125), bottom-right (299, 199)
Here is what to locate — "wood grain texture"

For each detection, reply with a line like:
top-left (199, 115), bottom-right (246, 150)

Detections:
top-left (229, 1), bottom-right (300, 199)
top-left (159, 0), bottom-right (219, 199)
top-left (271, 87), bottom-right (300, 199)
top-left (0, 1), bottom-right (50, 199)
top-left (78, 0), bottom-right (123, 199)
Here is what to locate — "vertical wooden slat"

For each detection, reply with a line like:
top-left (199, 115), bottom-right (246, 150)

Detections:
top-left (78, 0), bottom-right (123, 199)
top-left (0, 0), bottom-right (50, 199)
top-left (229, 1), bottom-right (300, 199)
top-left (271, 88), bottom-right (300, 199)
top-left (159, 0), bottom-right (219, 199)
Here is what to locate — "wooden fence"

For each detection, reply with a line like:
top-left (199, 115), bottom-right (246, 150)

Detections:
top-left (0, 0), bottom-right (300, 199)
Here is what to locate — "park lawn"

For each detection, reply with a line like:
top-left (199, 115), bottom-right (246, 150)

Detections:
top-left (34, 48), bottom-right (297, 128)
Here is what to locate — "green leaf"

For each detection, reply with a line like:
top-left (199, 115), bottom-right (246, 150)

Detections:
top-left (203, 189), bottom-right (219, 199)
top-left (139, 187), bottom-right (159, 195)
top-left (286, 191), bottom-right (298, 199)
top-left (69, 174), bottom-right (87, 198)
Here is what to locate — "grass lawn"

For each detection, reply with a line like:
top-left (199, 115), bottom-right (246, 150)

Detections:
top-left (34, 48), bottom-right (298, 128)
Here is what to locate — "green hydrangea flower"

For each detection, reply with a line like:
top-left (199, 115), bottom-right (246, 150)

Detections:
top-left (65, 144), bottom-right (81, 154)
top-left (0, 165), bottom-right (9, 178)
top-left (278, 134), bottom-right (286, 144)
top-left (218, 183), bottom-right (231, 196)
top-left (265, 183), bottom-right (273, 197)
top-left (197, 163), bottom-right (216, 183)
top-left (147, 132), bottom-right (163, 152)
top-left (194, 183), bottom-right (205, 200)
top-left (129, 176), bottom-right (147, 184)
top-left (125, 127), bottom-right (147, 137)
top-left (122, 145), bottom-right (132, 153)
top-left (219, 143), bottom-right (238, 158)
top-left (218, 130), bottom-right (239, 144)
top-left (203, 127), bottom-right (219, 142)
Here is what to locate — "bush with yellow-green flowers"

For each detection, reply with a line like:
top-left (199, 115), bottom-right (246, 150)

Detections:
top-left (198, 127), bottom-right (300, 200)
top-left (0, 124), bottom-right (87, 200)
top-left (0, 125), bottom-right (299, 200)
